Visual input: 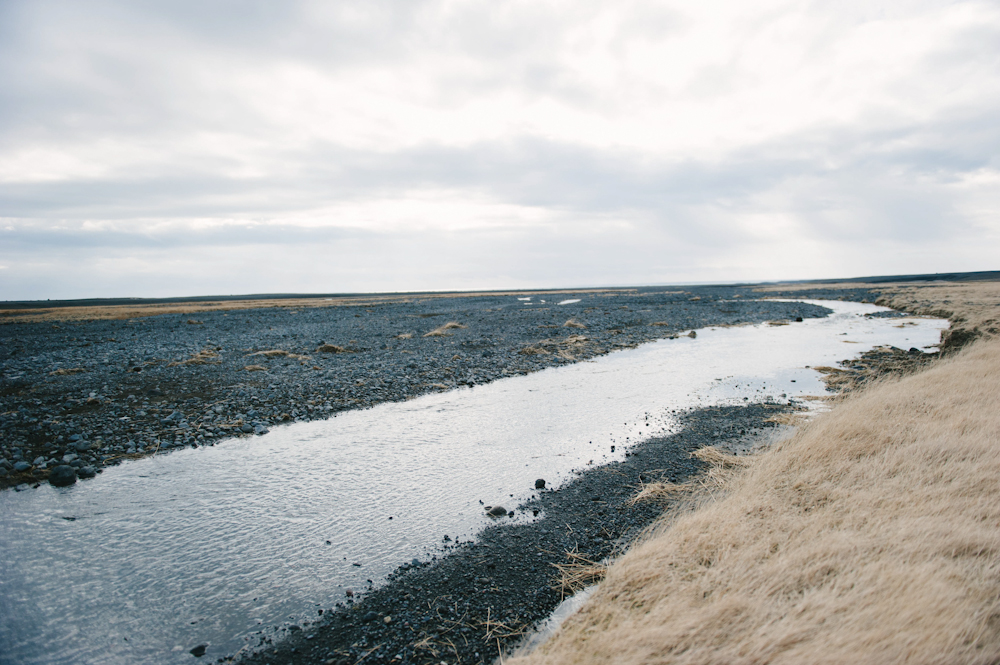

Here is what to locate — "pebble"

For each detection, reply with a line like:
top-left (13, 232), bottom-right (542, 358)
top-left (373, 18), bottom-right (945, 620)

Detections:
top-left (48, 465), bottom-right (77, 487)
top-left (1, 289), bottom-right (834, 493)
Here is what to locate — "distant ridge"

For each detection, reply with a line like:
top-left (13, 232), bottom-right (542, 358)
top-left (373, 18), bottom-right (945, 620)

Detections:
top-left (771, 270), bottom-right (1000, 285)
top-left (4, 270), bottom-right (997, 309)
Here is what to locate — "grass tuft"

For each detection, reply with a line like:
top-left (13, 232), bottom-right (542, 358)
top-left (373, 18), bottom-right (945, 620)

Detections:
top-left (552, 551), bottom-right (608, 597)
top-left (316, 344), bottom-right (345, 353)
top-left (49, 367), bottom-right (86, 376)
top-left (423, 322), bottom-right (467, 337)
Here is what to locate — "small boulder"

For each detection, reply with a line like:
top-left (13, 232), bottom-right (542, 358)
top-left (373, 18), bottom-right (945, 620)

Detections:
top-left (534, 478), bottom-right (546, 490)
top-left (190, 644), bottom-right (207, 657)
top-left (13, 461), bottom-right (32, 473)
top-left (48, 465), bottom-right (77, 487)
top-left (486, 505), bottom-right (508, 517)
top-left (77, 466), bottom-right (96, 479)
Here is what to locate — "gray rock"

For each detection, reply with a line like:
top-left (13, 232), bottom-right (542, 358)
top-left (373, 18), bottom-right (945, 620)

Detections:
top-left (240, 424), bottom-right (254, 433)
top-left (486, 505), bottom-right (508, 517)
top-left (77, 466), bottom-right (96, 478)
top-left (33, 456), bottom-right (46, 465)
top-left (48, 465), bottom-right (77, 487)
top-left (534, 478), bottom-right (546, 489)
top-left (13, 461), bottom-right (31, 472)
top-left (74, 441), bottom-right (92, 452)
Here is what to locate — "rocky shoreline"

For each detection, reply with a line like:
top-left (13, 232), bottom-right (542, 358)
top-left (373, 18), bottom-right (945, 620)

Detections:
top-left (236, 402), bottom-right (796, 665)
top-left (0, 286), bottom-right (836, 490)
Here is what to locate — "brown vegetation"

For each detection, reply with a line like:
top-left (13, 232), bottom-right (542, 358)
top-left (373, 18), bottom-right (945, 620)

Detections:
top-left (759, 280), bottom-right (1000, 353)
top-left (48, 367), bottom-right (86, 376)
top-left (316, 344), bottom-right (346, 353)
top-left (512, 282), bottom-right (1000, 665)
top-left (553, 551), bottom-right (609, 597)
top-left (423, 321), bottom-right (467, 337)
top-left (245, 349), bottom-right (311, 361)
top-left (166, 348), bottom-right (219, 367)
top-left (520, 335), bottom-right (593, 360)
top-left (563, 319), bottom-right (587, 329)
top-left (514, 335), bottom-right (1000, 664)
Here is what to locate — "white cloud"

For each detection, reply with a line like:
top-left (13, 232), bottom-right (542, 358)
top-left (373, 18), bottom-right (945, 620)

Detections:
top-left (0, 0), bottom-right (998, 298)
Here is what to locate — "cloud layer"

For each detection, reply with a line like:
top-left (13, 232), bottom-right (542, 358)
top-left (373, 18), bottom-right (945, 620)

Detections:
top-left (2, 0), bottom-right (999, 298)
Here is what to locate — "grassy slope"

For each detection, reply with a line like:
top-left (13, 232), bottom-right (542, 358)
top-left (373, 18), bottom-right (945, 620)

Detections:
top-left (511, 282), bottom-right (1000, 665)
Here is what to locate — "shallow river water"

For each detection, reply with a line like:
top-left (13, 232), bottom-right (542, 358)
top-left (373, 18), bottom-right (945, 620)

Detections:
top-left (0, 300), bottom-right (946, 664)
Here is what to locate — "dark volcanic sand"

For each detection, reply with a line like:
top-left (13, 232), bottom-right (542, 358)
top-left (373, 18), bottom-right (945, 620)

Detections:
top-left (238, 403), bottom-right (793, 665)
top-left (0, 286), bottom-right (835, 489)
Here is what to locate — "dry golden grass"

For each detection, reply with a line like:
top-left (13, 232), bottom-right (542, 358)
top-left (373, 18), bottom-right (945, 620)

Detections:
top-left (512, 336), bottom-right (1000, 665)
top-left (243, 365), bottom-right (266, 372)
top-left (245, 349), bottom-right (311, 361)
top-left (758, 279), bottom-right (1000, 352)
top-left (48, 367), bottom-right (86, 376)
top-left (873, 282), bottom-right (1000, 351)
top-left (564, 319), bottom-right (587, 329)
top-left (553, 551), bottom-right (609, 597)
top-left (520, 334), bottom-right (593, 360)
top-left (166, 348), bottom-right (219, 367)
top-left (423, 321), bottom-right (467, 337)
top-left (316, 343), bottom-right (345, 353)
top-left (627, 481), bottom-right (691, 506)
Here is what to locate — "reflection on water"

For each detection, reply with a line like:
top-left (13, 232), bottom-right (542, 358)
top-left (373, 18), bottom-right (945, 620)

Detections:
top-left (0, 301), bottom-right (946, 664)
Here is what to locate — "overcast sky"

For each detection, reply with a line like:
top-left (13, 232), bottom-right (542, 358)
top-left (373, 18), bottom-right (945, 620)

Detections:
top-left (1, 0), bottom-right (998, 299)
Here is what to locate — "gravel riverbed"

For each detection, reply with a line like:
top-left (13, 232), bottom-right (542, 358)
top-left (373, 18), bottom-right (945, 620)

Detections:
top-left (0, 286), bottom-right (835, 490)
top-left (236, 402), bottom-right (795, 665)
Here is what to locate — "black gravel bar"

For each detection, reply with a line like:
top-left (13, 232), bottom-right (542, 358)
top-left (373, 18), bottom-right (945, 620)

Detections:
top-left (1, 285), bottom-right (832, 490)
top-left (237, 402), bottom-right (795, 665)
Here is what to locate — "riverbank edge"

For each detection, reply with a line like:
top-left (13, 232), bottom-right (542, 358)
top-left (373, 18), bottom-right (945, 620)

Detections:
top-left (229, 287), bottom-right (957, 665)
top-left (0, 290), bottom-right (833, 491)
top-left (507, 280), bottom-right (1000, 665)
top-left (234, 400), bottom-right (803, 665)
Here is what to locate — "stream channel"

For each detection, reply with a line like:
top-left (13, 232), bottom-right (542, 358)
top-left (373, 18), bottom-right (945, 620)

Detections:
top-left (0, 300), bottom-right (947, 664)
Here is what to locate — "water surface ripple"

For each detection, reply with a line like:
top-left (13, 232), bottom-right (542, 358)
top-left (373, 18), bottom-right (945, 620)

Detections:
top-left (0, 300), bottom-right (946, 664)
